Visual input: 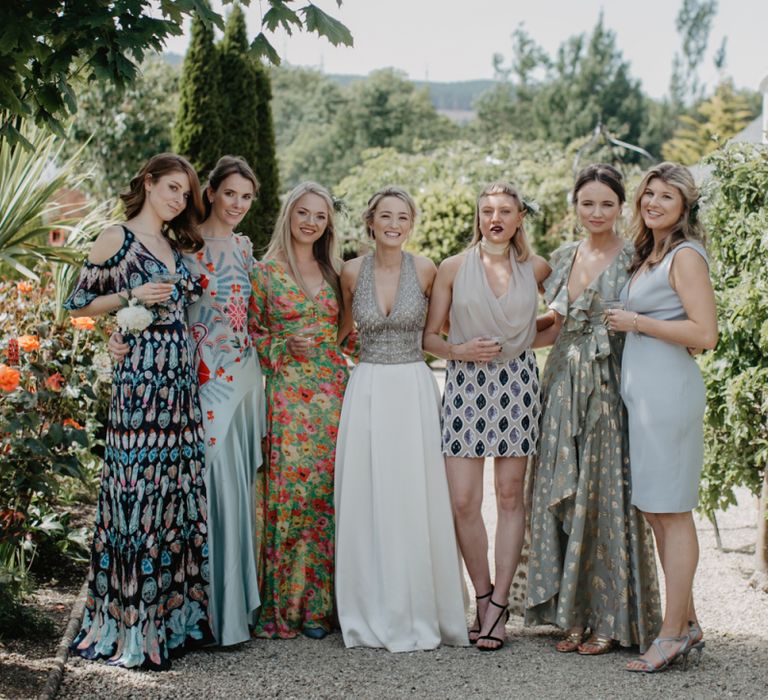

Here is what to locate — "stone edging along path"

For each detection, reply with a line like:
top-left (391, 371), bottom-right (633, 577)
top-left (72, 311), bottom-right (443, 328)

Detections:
top-left (37, 581), bottom-right (87, 700)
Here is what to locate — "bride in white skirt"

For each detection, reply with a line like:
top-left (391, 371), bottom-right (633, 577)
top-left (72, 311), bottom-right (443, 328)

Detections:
top-left (335, 186), bottom-right (468, 652)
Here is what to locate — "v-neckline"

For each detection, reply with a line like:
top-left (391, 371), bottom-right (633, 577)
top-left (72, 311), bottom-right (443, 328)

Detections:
top-left (127, 226), bottom-right (178, 274)
top-left (371, 252), bottom-right (405, 319)
top-left (275, 261), bottom-right (326, 302)
top-left (477, 247), bottom-right (512, 301)
top-left (565, 240), bottom-right (624, 304)
top-left (626, 260), bottom-right (656, 299)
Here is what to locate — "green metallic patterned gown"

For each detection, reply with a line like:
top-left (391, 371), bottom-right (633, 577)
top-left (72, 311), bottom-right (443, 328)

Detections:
top-left (525, 240), bottom-right (661, 651)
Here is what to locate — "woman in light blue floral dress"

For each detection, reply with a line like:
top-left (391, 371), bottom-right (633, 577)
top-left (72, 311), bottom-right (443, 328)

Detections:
top-left (65, 154), bottom-right (213, 670)
top-left (184, 156), bottom-right (265, 646)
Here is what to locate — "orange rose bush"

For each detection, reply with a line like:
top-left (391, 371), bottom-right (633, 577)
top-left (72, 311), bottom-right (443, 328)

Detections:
top-left (0, 277), bottom-right (111, 619)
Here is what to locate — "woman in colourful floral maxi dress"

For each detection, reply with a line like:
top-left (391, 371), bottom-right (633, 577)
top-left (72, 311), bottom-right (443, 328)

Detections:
top-left (250, 182), bottom-right (349, 639)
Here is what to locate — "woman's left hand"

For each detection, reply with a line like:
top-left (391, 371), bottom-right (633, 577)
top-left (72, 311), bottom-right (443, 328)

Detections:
top-left (605, 308), bottom-right (636, 333)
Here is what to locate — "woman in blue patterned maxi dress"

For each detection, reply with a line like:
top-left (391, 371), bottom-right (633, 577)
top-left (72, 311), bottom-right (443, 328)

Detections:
top-left (64, 154), bottom-right (214, 670)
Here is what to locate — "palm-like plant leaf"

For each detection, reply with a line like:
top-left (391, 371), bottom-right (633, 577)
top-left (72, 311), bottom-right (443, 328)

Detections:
top-left (0, 116), bottom-right (92, 279)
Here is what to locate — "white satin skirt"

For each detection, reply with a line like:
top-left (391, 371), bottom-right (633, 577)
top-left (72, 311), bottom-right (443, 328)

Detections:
top-left (334, 361), bottom-right (468, 652)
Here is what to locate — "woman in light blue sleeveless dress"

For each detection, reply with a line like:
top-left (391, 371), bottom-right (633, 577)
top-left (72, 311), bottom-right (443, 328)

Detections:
top-left (606, 163), bottom-right (718, 673)
top-left (335, 187), bottom-right (467, 652)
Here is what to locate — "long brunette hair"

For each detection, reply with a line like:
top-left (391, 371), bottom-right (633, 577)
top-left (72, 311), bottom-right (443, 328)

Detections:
top-left (120, 153), bottom-right (204, 252)
top-left (203, 155), bottom-right (260, 221)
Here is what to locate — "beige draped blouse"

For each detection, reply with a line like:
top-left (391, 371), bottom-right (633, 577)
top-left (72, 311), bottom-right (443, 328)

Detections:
top-left (448, 245), bottom-right (537, 360)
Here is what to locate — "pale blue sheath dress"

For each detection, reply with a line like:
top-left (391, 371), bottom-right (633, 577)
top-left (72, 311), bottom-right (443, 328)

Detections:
top-left (620, 241), bottom-right (708, 513)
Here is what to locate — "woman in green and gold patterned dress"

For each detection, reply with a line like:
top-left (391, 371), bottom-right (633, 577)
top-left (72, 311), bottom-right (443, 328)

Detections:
top-left (525, 164), bottom-right (661, 654)
top-left (250, 182), bottom-right (349, 640)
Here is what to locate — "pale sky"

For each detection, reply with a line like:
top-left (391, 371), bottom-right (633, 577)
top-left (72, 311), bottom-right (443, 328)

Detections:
top-left (162, 0), bottom-right (768, 99)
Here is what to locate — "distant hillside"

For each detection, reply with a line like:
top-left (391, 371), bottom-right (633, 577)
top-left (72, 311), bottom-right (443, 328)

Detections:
top-left (161, 55), bottom-right (493, 122)
top-left (163, 52), bottom-right (184, 67)
top-left (326, 73), bottom-right (495, 122)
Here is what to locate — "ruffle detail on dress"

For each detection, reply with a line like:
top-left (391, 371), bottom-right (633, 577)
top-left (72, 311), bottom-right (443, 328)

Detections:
top-left (544, 241), bottom-right (579, 315)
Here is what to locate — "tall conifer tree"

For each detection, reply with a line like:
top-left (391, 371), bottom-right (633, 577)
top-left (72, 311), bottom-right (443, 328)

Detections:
top-left (219, 4), bottom-right (280, 252)
top-left (173, 6), bottom-right (222, 177)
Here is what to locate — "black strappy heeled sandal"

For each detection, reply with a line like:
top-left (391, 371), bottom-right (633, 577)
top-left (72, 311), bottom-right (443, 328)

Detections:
top-left (477, 598), bottom-right (509, 652)
top-left (469, 587), bottom-right (493, 644)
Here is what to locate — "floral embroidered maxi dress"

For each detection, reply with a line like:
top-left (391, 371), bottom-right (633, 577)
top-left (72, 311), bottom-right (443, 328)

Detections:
top-left (64, 227), bottom-right (213, 670)
top-left (525, 240), bottom-right (661, 651)
top-left (250, 260), bottom-right (348, 638)
top-left (183, 233), bottom-right (266, 646)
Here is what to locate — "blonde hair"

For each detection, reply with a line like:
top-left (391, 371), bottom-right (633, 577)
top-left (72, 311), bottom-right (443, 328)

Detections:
top-left (628, 162), bottom-right (706, 274)
top-left (263, 181), bottom-right (343, 319)
top-left (468, 182), bottom-right (532, 261)
top-left (362, 186), bottom-right (418, 238)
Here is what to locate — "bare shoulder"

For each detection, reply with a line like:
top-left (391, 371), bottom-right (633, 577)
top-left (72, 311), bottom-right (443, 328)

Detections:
top-left (87, 225), bottom-right (126, 264)
top-left (412, 254), bottom-right (438, 277)
top-left (412, 254), bottom-right (438, 292)
top-left (412, 253), bottom-right (438, 272)
top-left (437, 252), bottom-right (467, 279)
top-left (531, 254), bottom-right (552, 283)
top-left (341, 255), bottom-right (365, 288)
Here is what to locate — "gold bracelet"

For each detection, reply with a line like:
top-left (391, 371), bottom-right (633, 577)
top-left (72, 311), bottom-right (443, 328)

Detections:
top-left (633, 313), bottom-right (639, 333)
top-left (447, 344), bottom-right (454, 361)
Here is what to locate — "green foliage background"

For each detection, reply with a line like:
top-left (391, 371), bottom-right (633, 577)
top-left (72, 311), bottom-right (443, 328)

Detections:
top-left (218, 5), bottom-right (281, 253)
top-left (698, 143), bottom-right (768, 515)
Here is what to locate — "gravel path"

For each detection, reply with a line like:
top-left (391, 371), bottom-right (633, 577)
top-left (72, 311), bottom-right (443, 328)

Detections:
top-left (57, 370), bottom-right (768, 699)
top-left (57, 487), bottom-right (767, 699)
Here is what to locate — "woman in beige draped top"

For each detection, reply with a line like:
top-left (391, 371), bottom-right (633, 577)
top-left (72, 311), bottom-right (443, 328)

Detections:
top-left (424, 182), bottom-right (551, 651)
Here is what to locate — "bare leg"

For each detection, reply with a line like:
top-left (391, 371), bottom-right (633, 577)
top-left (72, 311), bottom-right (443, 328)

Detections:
top-left (645, 511), bottom-right (700, 636)
top-left (627, 511), bottom-right (700, 670)
top-left (445, 457), bottom-right (491, 640)
top-left (476, 456), bottom-right (526, 650)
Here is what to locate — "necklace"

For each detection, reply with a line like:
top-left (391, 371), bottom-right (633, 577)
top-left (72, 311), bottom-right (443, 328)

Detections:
top-left (480, 238), bottom-right (510, 255)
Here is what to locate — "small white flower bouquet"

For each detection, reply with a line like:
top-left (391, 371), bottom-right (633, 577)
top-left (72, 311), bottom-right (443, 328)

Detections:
top-left (116, 299), bottom-right (153, 333)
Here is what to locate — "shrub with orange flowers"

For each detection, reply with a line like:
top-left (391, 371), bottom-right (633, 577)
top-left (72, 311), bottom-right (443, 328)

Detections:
top-left (0, 364), bottom-right (21, 392)
top-left (16, 335), bottom-right (40, 352)
top-left (0, 275), bottom-right (111, 618)
top-left (70, 316), bottom-right (96, 331)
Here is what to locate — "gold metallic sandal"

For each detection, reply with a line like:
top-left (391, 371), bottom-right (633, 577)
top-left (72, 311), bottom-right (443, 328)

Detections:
top-left (555, 628), bottom-right (585, 653)
top-left (577, 634), bottom-right (615, 655)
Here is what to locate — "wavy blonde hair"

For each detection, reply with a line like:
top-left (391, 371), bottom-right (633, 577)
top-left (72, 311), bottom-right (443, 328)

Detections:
top-left (468, 182), bottom-right (532, 261)
top-left (263, 181), bottom-right (343, 320)
top-left (362, 186), bottom-right (418, 239)
top-left (628, 162), bottom-right (706, 274)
